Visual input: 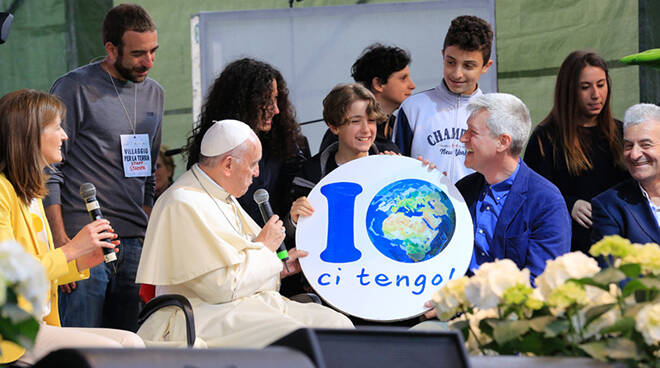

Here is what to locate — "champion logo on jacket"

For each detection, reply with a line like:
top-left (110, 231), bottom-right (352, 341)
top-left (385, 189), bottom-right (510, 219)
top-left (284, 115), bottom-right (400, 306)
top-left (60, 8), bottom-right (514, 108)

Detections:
top-left (393, 80), bottom-right (481, 184)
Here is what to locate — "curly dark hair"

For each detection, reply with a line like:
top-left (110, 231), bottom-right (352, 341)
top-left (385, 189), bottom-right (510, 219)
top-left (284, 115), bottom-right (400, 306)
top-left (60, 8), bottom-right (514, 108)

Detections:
top-left (443, 15), bottom-right (493, 64)
top-left (351, 43), bottom-right (411, 91)
top-left (186, 58), bottom-right (303, 169)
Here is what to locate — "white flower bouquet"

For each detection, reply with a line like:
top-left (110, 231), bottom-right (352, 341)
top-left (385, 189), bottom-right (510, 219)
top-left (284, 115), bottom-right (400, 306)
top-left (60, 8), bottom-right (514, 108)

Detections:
top-left (0, 240), bottom-right (47, 353)
top-left (431, 235), bottom-right (660, 366)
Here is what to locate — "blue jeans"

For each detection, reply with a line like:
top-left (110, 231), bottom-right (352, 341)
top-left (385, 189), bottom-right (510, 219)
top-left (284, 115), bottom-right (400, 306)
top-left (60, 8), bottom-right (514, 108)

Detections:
top-left (58, 237), bottom-right (143, 332)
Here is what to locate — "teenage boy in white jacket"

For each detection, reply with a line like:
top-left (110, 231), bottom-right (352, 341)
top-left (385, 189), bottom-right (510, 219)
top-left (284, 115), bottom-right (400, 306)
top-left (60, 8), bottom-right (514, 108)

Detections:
top-left (393, 15), bottom-right (494, 184)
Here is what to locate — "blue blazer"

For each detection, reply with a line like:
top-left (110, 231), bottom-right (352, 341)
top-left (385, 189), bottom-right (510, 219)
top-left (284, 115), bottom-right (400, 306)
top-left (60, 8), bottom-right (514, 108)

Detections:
top-left (456, 161), bottom-right (571, 278)
top-left (591, 179), bottom-right (660, 245)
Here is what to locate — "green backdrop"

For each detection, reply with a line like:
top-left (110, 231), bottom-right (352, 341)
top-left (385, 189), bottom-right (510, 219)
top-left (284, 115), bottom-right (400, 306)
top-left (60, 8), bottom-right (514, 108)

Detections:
top-left (0, 0), bottom-right (656, 178)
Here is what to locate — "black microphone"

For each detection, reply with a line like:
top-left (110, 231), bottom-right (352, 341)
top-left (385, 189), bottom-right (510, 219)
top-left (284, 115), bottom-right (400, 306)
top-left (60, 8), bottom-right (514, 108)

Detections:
top-left (79, 183), bottom-right (117, 264)
top-left (164, 147), bottom-right (184, 156)
top-left (253, 189), bottom-right (290, 271)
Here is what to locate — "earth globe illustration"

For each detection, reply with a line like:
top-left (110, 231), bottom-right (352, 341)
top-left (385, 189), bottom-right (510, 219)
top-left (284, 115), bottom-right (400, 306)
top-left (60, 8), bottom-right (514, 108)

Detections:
top-left (366, 179), bottom-right (456, 263)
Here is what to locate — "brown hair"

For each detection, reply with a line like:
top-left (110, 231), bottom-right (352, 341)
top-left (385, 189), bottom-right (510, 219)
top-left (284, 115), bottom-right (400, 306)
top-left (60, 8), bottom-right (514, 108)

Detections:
top-left (443, 15), bottom-right (493, 65)
top-left (0, 89), bottom-right (65, 204)
top-left (322, 83), bottom-right (387, 128)
top-left (158, 145), bottom-right (175, 181)
top-left (103, 3), bottom-right (155, 47)
top-left (537, 50), bottom-right (622, 175)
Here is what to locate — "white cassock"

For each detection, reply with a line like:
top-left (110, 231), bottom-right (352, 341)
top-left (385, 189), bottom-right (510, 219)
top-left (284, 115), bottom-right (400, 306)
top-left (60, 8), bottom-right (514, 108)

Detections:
top-left (136, 164), bottom-right (353, 348)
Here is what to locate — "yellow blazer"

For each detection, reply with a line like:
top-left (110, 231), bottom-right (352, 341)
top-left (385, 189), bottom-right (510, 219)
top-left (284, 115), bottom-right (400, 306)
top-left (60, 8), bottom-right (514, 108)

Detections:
top-left (0, 173), bottom-right (88, 363)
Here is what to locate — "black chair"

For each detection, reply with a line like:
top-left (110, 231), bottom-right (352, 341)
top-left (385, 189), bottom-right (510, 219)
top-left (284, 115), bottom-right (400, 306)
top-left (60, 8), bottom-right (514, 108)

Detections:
top-left (137, 294), bottom-right (196, 347)
top-left (137, 292), bottom-right (322, 347)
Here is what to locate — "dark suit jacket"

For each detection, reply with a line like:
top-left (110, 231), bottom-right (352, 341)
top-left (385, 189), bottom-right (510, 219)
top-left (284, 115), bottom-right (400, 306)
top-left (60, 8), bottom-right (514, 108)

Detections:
top-left (456, 161), bottom-right (571, 278)
top-left (591, 179), bottom-right (660, 245)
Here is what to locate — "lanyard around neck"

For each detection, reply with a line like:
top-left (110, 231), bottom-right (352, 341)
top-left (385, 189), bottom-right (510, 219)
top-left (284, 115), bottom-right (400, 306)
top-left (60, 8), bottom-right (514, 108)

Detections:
top-left (106, 70), bottom-right (138, 135)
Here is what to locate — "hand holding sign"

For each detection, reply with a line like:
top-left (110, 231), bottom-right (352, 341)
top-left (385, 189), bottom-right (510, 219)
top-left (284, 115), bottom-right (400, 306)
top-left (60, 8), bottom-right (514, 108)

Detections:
top-left (290, 196), bottom-right (314, 225)
top-left (280, 248), bottom-right (308, 279)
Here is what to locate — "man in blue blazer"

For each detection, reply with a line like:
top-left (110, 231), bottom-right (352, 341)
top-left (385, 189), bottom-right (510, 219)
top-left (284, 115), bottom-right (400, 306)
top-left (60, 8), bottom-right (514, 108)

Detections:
top-left (592, 103), bottom-right (660, 245)
top-left (456, 93), bottom-right (571, 279)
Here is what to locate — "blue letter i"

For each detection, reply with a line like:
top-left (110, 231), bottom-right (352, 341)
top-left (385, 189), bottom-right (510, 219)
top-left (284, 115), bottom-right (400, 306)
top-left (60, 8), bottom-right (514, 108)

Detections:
top-left (320, 182), bottom-right (363, 263)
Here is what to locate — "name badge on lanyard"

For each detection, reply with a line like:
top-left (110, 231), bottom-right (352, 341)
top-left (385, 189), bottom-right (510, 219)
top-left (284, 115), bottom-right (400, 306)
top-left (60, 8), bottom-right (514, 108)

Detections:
top-left (120, 134), bottom-right (151, 177)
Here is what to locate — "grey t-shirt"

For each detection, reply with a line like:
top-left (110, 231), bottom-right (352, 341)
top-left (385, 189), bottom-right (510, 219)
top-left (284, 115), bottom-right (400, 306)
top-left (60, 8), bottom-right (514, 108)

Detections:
top-left (45, 61), bottom-right (164, 239)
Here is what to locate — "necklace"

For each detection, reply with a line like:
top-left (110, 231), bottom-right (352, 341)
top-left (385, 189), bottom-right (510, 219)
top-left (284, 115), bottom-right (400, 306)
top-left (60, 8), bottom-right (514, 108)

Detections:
top-left (106, 67), bottom-right (138, 134)
top-left (191, 167), bottom-right (252, 240)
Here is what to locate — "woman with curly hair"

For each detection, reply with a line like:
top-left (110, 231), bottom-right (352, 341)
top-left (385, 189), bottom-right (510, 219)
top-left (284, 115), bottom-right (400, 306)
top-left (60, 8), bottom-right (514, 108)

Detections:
top-left (186, 58), bottom-right (309, 225)
top-left (524, 50), bottom-right (629, 254)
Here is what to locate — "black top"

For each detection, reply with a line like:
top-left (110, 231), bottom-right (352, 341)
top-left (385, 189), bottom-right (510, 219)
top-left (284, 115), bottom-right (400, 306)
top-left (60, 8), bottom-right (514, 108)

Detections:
top-left (523, 119), bottom-right (629, 254)
top-left (237, 138), bottom-right (310, 227)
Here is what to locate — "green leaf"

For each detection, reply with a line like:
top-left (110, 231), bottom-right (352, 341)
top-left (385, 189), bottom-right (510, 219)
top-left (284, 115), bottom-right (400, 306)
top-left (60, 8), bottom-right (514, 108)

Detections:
top-left (500, 305), bottom-right (516, 319)
top-left (578, 341), bottom-right (608, 361)
top-left (516, 331), bottom-right (566, 355)
top-left (3, 304), bottom-right (33, 323)
top-left (600, 316), bottom-right (636, 335)
top-left (479, 318), bottom-right (496, 336)
top-left (0, 308), bottom-right (40, 349)
top-left (624, 302), bottom-right (650, 318)
top-left (529, 306), bottom-right (553, 318)
top-left (528, 315), bottom-right (555, 332)
top-left (604, 338), bottom-right (640, 360)
top-left (16, 318), bottom-right (40, 341)
top-left (639, 278), bottom-right (660, 290)
top-left (449, 319), bottom-right (469, 332)
top-left (544, 319), bottom-right (570, 338)
top-left (0, 315), bottom-right (21, 346)
top-left (619, 263), bottom-right (642, 278)
top-left (492, 320), bottom-right (530, 345)
top-left (593, 268), bottom-right (626, 285)
top-left (583, 303), bottom-right (615, 326)
top-left (5, 287), bottom-right (18, 304)
top-left (580, 337), bottom-right (640, 360)
top-left (622, 279), bottom-right (648, 298)
top-left (14, 318), bottom-right (40, 349)
top-left (568, 277), bottom-right (609, 291)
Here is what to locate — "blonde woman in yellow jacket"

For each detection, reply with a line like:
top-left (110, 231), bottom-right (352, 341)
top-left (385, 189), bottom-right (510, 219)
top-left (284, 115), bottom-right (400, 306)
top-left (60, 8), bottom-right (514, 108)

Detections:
top-left (0, 90), bottom-right (144, 364)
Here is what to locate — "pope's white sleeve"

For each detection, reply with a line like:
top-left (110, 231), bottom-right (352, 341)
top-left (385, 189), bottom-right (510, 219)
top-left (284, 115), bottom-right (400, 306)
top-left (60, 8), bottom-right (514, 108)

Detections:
top-left (185, 246), bottom-right (283, 304)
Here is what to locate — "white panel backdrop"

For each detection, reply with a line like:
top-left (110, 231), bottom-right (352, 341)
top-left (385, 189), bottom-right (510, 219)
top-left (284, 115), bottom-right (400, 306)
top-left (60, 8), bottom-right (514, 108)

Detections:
top-left (192, 0), bottom-right (496, 154)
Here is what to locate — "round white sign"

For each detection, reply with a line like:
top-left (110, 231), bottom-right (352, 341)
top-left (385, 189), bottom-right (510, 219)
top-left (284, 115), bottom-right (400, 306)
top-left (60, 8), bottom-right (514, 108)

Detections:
top-left (296, 155), bottom-right (473, 321)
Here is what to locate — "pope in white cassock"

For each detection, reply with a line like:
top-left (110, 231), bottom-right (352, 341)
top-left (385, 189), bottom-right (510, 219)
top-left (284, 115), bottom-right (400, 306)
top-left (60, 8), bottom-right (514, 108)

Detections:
top-left (136, 119), bottom-right (353, 348)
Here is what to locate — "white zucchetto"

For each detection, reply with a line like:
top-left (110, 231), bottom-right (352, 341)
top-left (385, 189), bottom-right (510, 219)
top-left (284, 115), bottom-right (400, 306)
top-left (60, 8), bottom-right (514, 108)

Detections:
top-left (200, 119), bottom-right (254, 156)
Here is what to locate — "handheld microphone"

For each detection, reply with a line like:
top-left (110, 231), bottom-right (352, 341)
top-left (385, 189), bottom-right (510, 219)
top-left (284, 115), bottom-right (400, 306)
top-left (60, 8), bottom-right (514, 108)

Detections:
top-left (253, 189), bottom-right (290, 270)
top-left (79, 183), bottom-right (117, 263)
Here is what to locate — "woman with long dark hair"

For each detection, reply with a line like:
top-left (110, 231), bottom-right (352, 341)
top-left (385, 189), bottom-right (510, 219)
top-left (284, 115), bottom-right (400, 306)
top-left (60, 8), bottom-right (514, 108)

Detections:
top-left (524, 50), bottom-right (629, 254)
top-left (186, 58), bottom-right (309, 225)
top-left (0, 90), bottom-right (143, 364)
